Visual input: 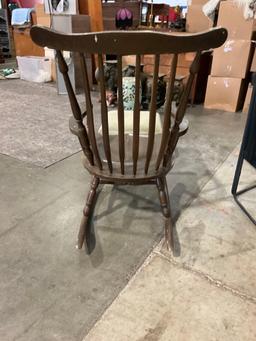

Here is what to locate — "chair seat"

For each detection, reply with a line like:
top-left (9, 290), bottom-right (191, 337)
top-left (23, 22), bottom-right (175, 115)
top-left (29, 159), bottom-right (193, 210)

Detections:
top-left (88, 109), bottom-right (189, 178)
top-left (81, 109), bottom-right (184, 180)
top-left (82, 152), bottom-right (174, 182)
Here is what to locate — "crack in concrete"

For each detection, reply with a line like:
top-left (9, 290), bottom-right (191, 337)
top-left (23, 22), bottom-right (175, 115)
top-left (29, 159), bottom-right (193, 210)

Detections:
top-left (154, 249), bottom-right (256, 305)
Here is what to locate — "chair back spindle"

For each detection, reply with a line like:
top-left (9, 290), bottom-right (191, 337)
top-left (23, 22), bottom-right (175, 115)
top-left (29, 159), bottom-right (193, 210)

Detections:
top-left (145, 54), bottom-right (160, 174)
top-left (98, 53), bottom-right (113, 173)
top-left (56, 50), bottom-right (94, 165)
top-left (79, 52), bottom-right (102, 169)
top-left (163, 51), bottom-right (201, 168)
top-left (117, 55), bottom-right (125, 174)
top-left (155, 53), bottom-right (178, 171)
top-left (31, 27), bottom-right (228, 181)
top-left (133, 54), bottom-right (141, 175)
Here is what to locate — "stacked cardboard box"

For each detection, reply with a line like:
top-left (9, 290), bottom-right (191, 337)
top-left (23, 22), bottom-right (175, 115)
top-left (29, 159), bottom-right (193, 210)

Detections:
top-left (142, 53), bottom-right (195, 77)
top-left (204, 1), bottom-right (255, 112)
top-left (186, 0), bottom-right (213, 33)
top-left (35, 3), bottom-right (51, 28)
top-left (12, 11), bottom-right (44, 57)
top-left (185, 0), bottom-right (214, 104)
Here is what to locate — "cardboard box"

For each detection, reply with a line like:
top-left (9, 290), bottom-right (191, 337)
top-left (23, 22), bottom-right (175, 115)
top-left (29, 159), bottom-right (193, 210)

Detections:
top-left (36, 16), bottom-right (51, 27)
top-left (190, 0), bottom-right (208, 4)
top-left (178, 52), bottom-right (196, 68)
top-left (242, 84), bottom-right (253, 113)
top-left (204, 76), bottom-right (247, 112)
top-left (13, 27), bottom-right (44, 57)
top-left (35, 4), bottom-right (46, 17)
top-left (143, 53), bottom-right (195, 68)
top-left (35, 4), bottom-right (51, 27)
top-left (217, 1), bottom-right (256, 40)
top-left (143, 54), bottom-right (172, 67)
top-left (142, 53), bottom-right (195, 76)
top-left (176, 66), bottom-right (190, 77)
top-left (211, 40), bottom-right (253, 78)
top-left (143, 64), bottom-right (171, 76)
top-left (186, 5), bottom-right (212, 33)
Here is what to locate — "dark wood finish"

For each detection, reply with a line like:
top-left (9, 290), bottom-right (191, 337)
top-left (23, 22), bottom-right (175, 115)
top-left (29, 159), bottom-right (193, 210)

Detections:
top-left (163, 52), bottom-right (201, 168)
top-left (133, 54), bottom-right (141, 175)
top-left (31, 26), bottom-right (227, 252)
top-left (117, 55), bottom-right (125, 174)
top-left (79, 53), bottom-right (102, 169)
top-left (31, 27), bottom-right (227, 55)
top-left (190, 51), bottom-right (213, 104)
top-left (78, 176), bottom-right (100, 249)
top-left (145, 54), bottom-right (160, 174)
top-left (51, 15), bottom-right (92, 91)
top-left (57, 50), bottom-right (94, 166)
top-left (98, 53), bottom-right (113, 173)
top-left (156, 54), bottom-right (178, 171)
top-left (156, 176), bottom-right (173, 250)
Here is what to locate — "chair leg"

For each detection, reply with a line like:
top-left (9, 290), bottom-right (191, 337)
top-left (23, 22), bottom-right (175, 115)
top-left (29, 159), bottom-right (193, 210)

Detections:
top-left (156, 177), bottom-right (173, 251)
top-left (77, 176), bottom-right (100, 250)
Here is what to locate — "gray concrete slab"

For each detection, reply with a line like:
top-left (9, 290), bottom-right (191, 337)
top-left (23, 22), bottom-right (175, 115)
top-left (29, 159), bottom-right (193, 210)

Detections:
top-left (0, 79), bottom-right (249, 340)
top-left (0, 157), bottom-right (163, 341)
top-left (0, 155), bottom-right (67, 236)
top-left (167, 107), bottom-right (247, 222)
top-left (84, 253), bottom-right (256, 341)
top-left (161, 146), bottom-right (256, 298)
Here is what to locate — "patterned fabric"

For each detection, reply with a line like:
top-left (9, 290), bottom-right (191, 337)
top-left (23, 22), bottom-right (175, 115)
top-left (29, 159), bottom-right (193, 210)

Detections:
top-left (122, 77), bottom-right (138, 111)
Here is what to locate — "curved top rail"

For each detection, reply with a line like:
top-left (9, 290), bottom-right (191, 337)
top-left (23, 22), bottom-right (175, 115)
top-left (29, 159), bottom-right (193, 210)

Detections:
top-left (31, 26), bottom-right (227, 55)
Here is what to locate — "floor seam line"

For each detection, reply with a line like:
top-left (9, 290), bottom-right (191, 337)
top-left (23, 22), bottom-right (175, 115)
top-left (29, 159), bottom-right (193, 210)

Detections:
top-left (154, 250), bottom-right (256, 305)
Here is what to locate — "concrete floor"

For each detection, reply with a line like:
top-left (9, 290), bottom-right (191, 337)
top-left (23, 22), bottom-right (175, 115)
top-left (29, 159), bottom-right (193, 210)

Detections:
top-left (0, 79), bottom-right (249, 340)
top-left (85, 147), bottom-right (256, 341)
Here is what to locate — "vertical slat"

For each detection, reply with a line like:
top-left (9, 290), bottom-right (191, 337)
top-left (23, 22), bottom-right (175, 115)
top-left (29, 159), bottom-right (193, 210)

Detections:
top-left (155, 54), bottom-right (178, 171)
top-left (144, 54), bottom-right (160, 174)
top-left (117, 55), bottom-right (125, 174)
top-left (163, 51), bottom-right (201, 167)
top-left (133, 54), bottom-right (141, 175)
top-left (56, 50), bottom-right (94, 165)
top-left (98, 54), bottom-right (113, 173)
top-left (79, 53), bottom-right (102, 170)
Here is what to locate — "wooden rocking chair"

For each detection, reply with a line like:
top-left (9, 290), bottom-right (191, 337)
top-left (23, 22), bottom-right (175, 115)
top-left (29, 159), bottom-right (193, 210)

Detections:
top-left (31, 27), bottom-right (227, 251)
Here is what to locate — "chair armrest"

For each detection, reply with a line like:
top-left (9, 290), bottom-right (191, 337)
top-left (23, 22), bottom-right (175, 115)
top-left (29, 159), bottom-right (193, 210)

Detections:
top-left (170, 113), bottom-right (189, 137)
top-left (81, 111), bottom-right (87, 119)
top-left (69, 116), bottom-right (86, 137)
top-left (178, 118), bottom-right (189, 137)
